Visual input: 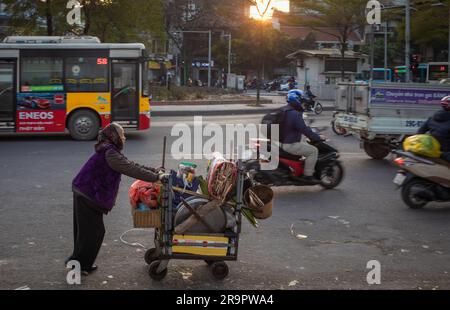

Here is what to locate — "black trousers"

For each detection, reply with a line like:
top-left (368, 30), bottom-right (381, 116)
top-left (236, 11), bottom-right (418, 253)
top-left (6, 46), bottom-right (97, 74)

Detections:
top-left (70, 192), bottom-right (105, 271)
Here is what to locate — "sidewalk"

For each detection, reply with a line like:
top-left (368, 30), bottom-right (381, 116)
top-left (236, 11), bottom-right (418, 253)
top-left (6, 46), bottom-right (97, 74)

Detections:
top-left (152, 97), bottom-right (336, 117)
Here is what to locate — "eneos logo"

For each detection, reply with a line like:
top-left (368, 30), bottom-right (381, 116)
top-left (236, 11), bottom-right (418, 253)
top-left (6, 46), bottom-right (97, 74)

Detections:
top-left (19, 112), bottom-right (55, 120)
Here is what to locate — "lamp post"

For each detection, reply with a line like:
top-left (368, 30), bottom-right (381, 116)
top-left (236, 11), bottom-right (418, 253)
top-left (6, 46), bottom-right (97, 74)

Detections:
top-left (222, 34), bottom-right (232, 76)
top-left (405, 0), bottom-right (411, 83)
top-left (174, 30), bottom-right (213, 87)
top-left (432, 1), bottom-right (450, 78)
top-left (248, 0), bottom-right (274, 105)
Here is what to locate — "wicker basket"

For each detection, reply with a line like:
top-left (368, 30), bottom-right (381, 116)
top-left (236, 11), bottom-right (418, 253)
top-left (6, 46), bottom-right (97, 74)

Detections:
top-left (132, 209), bottom-right (161, 228)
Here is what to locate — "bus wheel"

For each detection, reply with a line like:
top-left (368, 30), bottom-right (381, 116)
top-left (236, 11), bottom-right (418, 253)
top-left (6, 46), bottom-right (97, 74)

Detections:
top-left (69, 110), bottom-right (100, 141)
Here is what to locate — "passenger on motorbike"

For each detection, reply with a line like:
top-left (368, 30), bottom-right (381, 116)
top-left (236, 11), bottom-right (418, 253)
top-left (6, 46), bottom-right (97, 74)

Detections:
top-left (417, 96), bottom-right (450, 161)
top-left (280, 89), bottom-right (323, 182)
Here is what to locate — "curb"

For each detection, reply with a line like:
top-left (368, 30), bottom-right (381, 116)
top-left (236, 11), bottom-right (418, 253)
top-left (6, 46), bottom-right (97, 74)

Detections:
top-left (152, 99), bottom-right (273, 106)
top-left (152, 106), bottom-right (334, 117)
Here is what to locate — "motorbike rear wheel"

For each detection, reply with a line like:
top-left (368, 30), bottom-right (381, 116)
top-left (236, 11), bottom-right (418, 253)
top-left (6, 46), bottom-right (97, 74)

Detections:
top-left (314, 102), bottom-right (324, 115)
top-left (401, 179), bottom-right (432, 209)
top-left (319, 162), bottom-right (344, 189)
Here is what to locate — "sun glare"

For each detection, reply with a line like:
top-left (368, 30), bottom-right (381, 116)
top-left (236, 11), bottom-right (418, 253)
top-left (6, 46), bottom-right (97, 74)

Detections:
top-left (249, 0), bottom-right (290, 21)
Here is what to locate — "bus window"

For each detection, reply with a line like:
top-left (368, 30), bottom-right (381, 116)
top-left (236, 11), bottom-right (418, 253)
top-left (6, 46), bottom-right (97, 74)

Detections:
top-left (65, 57), bottom-right (109, 92)
top-left (21, 57), bottom-right (63, 92)
top-left (428, 64), bottom-right (448, 81)
top-left (142, 62), bottom-right (149, 97)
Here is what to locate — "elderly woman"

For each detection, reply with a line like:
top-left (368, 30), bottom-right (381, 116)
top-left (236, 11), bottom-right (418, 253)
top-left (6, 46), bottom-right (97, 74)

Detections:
top-left (67, 123), bottom-right (167, 275)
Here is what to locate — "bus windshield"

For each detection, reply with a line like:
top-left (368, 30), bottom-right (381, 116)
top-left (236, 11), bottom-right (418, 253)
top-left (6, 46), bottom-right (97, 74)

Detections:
top-left (429, 64), bottom-right (449, 81)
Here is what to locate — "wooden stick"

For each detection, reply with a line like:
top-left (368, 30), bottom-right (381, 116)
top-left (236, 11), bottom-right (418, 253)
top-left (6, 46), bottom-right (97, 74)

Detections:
top-left (180, 198), bottom-right (216, 233)
top-left (174, 200), bottom-right (222, 234)
top-left (162, 136), bottom-right (167, 169)
top-left (172, 186), bottom-right (237, 208)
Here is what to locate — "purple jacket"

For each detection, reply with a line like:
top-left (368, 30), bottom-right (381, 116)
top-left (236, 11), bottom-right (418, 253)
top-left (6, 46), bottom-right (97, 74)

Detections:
top-left (72, 144), bottom-right (122, 212)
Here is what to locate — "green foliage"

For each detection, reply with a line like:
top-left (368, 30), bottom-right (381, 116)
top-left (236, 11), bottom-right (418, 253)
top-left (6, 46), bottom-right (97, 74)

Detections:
top-left (360, 37), bottom-right (404, 67)
top-left (3, 0), bottom-right (165, 44)
top-left (229, 19), bottom-right (299, 74)
top-left (289, 0), bottom-right (367, 77)
top-left (150, 86), bottom-right (240, 101)
top-left (290, 0), bottom-right (367, 44)
top-left (396, 0), bottom-right (449, 54)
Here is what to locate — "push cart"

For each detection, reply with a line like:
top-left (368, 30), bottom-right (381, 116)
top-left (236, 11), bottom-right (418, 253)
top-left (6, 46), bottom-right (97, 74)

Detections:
top-left (144, 159), bottom-right (246, 281)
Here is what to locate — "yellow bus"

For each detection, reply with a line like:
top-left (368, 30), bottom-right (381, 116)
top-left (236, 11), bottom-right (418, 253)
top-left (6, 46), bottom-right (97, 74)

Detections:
top-left (0, 36), bottom-right (151, 140)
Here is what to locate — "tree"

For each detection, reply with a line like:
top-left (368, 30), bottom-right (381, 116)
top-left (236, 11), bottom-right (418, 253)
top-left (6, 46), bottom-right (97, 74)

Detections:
top-left (3, 0), bottom-right (165, 44)
top-left (395, 0), bottom-right (449, 61)
top-left (360, 37), bottom-right (403, 67)
top-left (231, 18), bottom-right (289, 103)
top-left (290, 0), bottom-right (367, 79)
top-left (3, 0), bottom-right (67, 36)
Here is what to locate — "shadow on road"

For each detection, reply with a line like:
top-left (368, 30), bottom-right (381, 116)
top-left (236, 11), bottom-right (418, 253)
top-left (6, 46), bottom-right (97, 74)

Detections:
top-left (0, 131), bottom-right (149, 142)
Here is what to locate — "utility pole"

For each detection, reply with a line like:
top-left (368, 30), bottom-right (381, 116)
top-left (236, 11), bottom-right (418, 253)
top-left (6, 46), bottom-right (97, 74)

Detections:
top-left (384, 20), bottom-right (388, 82)
top-left (370, 26), bottom-right (375, 83)
top-left (174, 30), bottom-right (213, 87)
top-left (208, 30), bottom-right (212, 87)
top-left (405, 0), bottom-right (411, 83)
top-left (222, 34), bottom-right (232, 76)
top-left (228, 34), bottom-right (232, 75)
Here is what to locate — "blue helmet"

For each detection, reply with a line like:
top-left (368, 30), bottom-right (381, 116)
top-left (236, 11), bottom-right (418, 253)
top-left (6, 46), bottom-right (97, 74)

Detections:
top-left (287, 89), bottom-right (305, 109)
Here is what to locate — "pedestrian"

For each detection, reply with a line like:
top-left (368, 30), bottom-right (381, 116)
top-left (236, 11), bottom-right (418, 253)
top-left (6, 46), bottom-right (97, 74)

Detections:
top-left (67, 123), bottom-right (168, 275)
top-left (167, 73), bottom-right (172, 91)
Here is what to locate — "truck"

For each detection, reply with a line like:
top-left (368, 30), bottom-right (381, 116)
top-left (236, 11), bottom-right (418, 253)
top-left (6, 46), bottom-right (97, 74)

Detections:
top-left (334, 82), bottom-right (450, 159)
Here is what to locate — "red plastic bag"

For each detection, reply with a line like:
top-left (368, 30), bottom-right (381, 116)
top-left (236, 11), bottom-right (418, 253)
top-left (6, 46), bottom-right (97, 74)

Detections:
top-left (129, 181), bottom-right (161, 209)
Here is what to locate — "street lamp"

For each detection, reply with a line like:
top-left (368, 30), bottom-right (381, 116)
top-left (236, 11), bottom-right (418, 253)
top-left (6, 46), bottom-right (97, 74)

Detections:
top-left (248, 0), bottom-right (274, 105)
top-left (222, 34), bottom-right (232, 76)
top-left (174, 30), bottom-right (213, 87)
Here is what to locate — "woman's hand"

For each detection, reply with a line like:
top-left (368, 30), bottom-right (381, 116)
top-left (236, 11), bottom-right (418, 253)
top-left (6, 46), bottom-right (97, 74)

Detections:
top-left (158, 172), bottom-right (170, 183)
top-left (156, 166), bottom-right (166, 173)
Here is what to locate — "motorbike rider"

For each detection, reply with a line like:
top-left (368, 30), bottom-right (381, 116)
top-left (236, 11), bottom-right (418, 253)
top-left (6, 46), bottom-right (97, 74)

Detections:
top-left (304, 85), bottom-right (317, 112)
top-left (280, 89), bottom-right (323, 182)
top-left (288, 76), bottom-right (296, 90)
top-left (417, 96), bottom-right (450, 161)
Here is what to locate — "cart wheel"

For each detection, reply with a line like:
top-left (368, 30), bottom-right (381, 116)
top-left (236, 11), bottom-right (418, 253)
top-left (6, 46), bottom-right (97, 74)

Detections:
top-left (148, 261), bottom-right (168, 281)
top-left (205, 260), bottom-right (214, 266)
top-left (145, 248), bottom-right (158, 265)
top-left (210, 262), bottom-right (229, 280)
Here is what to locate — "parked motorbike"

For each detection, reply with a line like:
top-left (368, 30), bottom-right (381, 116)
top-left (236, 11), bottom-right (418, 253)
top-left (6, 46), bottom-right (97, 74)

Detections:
top-left (392, 150), bottom-right (450, 209)
top-left (244, 140), bottom-right (344, 189)
top-left (265, 80), bottom-right (280, 92)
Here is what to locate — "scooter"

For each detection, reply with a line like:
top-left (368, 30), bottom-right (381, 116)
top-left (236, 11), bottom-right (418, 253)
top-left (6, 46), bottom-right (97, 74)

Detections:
top-left (245, 140), bottom-right (344, 189)
top-left (392, 150), bottom-right (450, 209)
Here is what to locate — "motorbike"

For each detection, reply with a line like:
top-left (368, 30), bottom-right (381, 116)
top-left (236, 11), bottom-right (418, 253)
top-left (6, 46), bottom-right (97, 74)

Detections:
top-left (265, 80), bottom-right (280, 92)
top-left (331, 111), bottom-right (348, 136)
top-left (392, 150), bottom-right (450, 209)
top-left (244, 139), bottom-right (344, 189)
top-left (304, 98), bottom-right (323, 115)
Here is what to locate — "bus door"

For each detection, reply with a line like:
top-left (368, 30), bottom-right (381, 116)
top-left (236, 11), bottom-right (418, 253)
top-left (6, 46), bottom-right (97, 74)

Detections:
top-left (0, 60), bottom-right (16, 125)
top-left (112, 60), bottom-right (139, 126)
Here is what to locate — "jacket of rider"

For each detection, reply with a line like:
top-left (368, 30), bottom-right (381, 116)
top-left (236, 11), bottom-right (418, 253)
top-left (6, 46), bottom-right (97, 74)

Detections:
top-left (418, 110), bottom-right (450, 153)
top-left (281, 105), bottom-right (321, 144)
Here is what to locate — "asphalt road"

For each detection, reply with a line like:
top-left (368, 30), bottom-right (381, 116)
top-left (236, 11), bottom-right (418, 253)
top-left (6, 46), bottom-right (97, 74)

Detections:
top-left (1, 112), bottom-right (450, 290)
